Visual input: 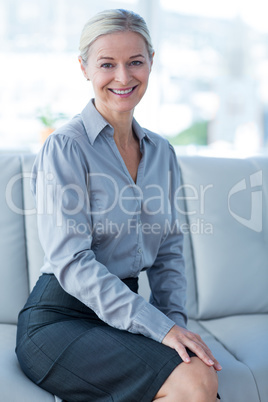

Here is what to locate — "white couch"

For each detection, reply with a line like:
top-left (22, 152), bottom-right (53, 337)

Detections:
top-left (0, 153), bottom-right (267, 401)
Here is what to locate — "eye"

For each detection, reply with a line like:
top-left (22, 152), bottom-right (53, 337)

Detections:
top-left (130, 60), bottom-right (143, 66)
top-left (101, 63), bottom-right (113, 69)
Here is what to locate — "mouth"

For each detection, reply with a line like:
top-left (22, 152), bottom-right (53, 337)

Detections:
top-left (109, 85), bottom-right (138, 96)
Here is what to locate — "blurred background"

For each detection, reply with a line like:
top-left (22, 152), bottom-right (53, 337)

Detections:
top-left (1, 0), bottom-right (268, 156)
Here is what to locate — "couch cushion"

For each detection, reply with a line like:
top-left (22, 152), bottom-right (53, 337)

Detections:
top-left (0, 324), bottom-right (55, 401)
top-left (188, 319), bottom-right (260, 402)
top-left (200, 314), bottom-right (268, 402)
top-left (178, 156), bottom-right (268, 319)
top-left (0, 155), bottom-right (29, 323)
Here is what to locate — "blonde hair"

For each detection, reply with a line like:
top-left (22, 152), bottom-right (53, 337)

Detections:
top-left (79, 9), bottom-right (154, 65)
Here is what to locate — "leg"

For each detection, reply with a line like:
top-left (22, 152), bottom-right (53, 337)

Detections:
top-left (153, 356), bottom-right (219, 402)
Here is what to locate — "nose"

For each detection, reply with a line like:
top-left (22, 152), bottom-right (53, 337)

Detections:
top-left (115, 64), bottom-right (131, 85)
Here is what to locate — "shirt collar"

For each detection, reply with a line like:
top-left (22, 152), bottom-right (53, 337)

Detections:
top-left (81, 99), bottom-right (156, 147)
top-left (132, 117), bottom-right (156, 147)
top-left (81, 99), bottom-right (112, 145)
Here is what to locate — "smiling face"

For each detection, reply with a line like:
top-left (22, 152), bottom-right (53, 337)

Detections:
top-left (79, 31), bottom-right (154, 121)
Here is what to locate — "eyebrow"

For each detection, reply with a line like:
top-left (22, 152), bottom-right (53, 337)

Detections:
top-left (130, 54), bottom-right (145, 59)
top-left (97, 57), bottom-right (114, 61)
top-left (97, 54), bottom-right (145, 61)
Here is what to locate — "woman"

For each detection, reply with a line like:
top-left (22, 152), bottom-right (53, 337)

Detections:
top-left (16, 9), bottom-right (221, 401)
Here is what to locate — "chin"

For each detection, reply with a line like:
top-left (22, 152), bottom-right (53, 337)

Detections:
top-left (116, 105), bottom-right (138, 114)
top-left (115, 96), bottom-right (143, 109)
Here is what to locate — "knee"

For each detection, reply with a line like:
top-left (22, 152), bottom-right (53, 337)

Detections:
top-left (192, 367), bottom-right (218, 401)
top-left (191, 358), bottom-right (218, 399)
top-left (166, 357), bottom-right (218, 401)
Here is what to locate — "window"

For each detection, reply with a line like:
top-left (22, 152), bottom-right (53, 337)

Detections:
top-left (1, 0), bottom-right (268, 156)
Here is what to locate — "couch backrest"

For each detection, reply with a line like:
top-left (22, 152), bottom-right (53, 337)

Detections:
top-left (0, 155), bottom-right (30, 323)
top-left (0, 154), bottom-right (44, 324)
top-left (1, 153), bottom-right (267, 324)
top-left (21, 155), bottom-right (45, 290)
top-left (179, 155), bottom-right (268, 320)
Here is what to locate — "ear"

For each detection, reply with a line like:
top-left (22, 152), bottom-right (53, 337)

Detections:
top-left (78, 56), bottom-right (89, 80)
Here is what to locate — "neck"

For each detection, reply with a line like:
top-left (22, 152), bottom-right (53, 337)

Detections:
top-left (113, 118), bottom-right (134, 148)
top-left (94, 100), bottom-right (135, 147)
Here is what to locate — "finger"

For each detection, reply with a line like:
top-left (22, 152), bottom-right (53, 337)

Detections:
top-left (186, 334), bottom-right (215, 358)
top-left (174, 343), bottom-right (191, 364)
top-left (186, 335), bottom-right (222, 371)
top-left (170, 333), bottom-right (209, 365)
top-left (213, 359), bottom-right (222, 371)
top-left (182, 339), bottom-right (215, 367)
top-left (194, 342), bottom-right (222, 371)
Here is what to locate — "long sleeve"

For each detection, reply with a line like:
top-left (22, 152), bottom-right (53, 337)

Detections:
top-left (31, 132), bottom-right (176, 343)
top-left (146, 145), bottom-right (187, 329)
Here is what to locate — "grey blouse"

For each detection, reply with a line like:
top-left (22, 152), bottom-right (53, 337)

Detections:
top-left (31, 99), bottom-right (187, 343)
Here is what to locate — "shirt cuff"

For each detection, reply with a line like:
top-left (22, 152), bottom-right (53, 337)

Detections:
top-left (129, 302), bottom-right (176, 343)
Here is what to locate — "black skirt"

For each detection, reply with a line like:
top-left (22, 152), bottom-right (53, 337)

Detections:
top-left (16, 274), bottom-right (196, 402)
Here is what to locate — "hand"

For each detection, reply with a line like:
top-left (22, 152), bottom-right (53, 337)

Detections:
top-left (162, 325), bottom-right (222, 371)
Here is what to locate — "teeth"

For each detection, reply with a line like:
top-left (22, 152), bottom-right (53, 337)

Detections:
top-left (111, 87), bottom-right (134, 95)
